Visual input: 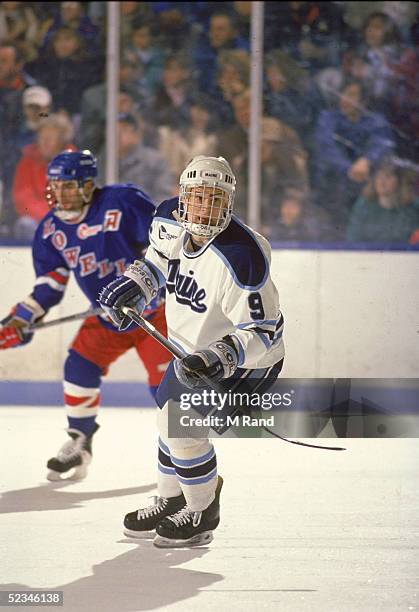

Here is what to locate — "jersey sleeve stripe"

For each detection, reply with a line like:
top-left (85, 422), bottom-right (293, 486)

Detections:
top-left (254, 330), bottom-right (272, 349)
top-left (35, 276), bottom-right (67, 292)
top-left (236, 319), bottom-right (278, 330)
top-left (55, 267), bottom-right (70, 277)
top-left (231, 333), bottom-right (246, 366)
top-left (47, 270), bottom-right (69, 285)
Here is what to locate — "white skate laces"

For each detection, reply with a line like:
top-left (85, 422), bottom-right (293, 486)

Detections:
top-left (56, 431), bottom-right (85, 460)
top-left (168, 506), bottom-right (202, 528)
top-left (137, 496), bottom-right (168, 519)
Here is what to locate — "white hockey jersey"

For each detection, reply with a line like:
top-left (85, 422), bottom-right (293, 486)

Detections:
top-left (144, 198), bottom-right (285, 370)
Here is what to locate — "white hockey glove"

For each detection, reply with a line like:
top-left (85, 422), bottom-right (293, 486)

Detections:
top-left (174, 337), bottom-right (239, 389)
top-left (97, 260), bottom-right (159, 331)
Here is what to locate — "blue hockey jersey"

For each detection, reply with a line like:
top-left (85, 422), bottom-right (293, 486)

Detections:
top-left (30, 183), bottom-right (162, 330)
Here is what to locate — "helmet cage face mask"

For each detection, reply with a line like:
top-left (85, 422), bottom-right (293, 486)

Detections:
top-left (178, 157), bottom-right (236, 239)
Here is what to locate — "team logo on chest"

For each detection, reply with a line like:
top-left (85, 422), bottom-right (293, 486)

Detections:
top-left (166, 259), bottom-right (207, 313)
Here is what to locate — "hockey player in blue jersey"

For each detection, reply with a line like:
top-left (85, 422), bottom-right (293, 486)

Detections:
top-left (0, 150), bottom-right (171, 480)
top-left (98, 155), bottom-right (285, 548)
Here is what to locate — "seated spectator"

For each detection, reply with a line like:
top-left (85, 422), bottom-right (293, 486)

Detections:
top-left (232, 1), bottom-right (251, 40)
top-left (149, 2), bottom-right (201, 53)
top-left (313, 79), bottom-right (395, 229)
top-left (12, 113), bottom-right (76, 240)
top-left (318, 12), bottom-right (403, 115)
top-left (264, 49), bottom-right (320, 143)
top-left (77, 49), bottom-right (150, 154)
top-left (97, 113), bottom-right (174, 203)
top-left (342, 1), bottom-right (418, 44)
top-left (346, 156), bottom-right (419, 244)
top-left (235, 116), bottom-right (309, 223)
top-left (264, 1), bottom-right (351, 71)
top-left (158, 93), bottom-right (219, 178)
top-left (0, 1), bottom-right (40, 62)
top-left (120, 1), bottom-right (154, 46)
top-left (124, 20), bottom-right (166, 97)
top-left (26, 26), bottom-right (103, 118)
top-left (40, 1), bottom-right (101, 57)
top-left (17, 85), bottom-right (52, 152)
top-left (0, 43), bottom-right (36, 228)
top-left (192, 10), bottom-right (249, 93)
top-left (211, 49), bottom-right (250, 128)
top-left (0, 43), bottom-right (36, 137)
top-left (267, 186), bottom-right (336, 242)
top-left (152, 53), bottom-right (194, 129)
top-left (390, 17), bottom-right (419, 161)
top-left (218, 87), bottom-right (251, 161)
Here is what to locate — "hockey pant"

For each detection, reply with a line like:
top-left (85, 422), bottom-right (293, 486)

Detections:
top-left (155, 359), bottom-right (284, 512)
top-left (63, 307), bottom-right (171, 435)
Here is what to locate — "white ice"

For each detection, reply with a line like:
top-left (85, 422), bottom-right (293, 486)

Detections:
top-left (0, 406), bottom-right (418, 612)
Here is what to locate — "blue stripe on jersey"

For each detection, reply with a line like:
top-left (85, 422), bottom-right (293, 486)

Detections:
top-left (236, 319), bottom-right (279, 330)
top-left (154, 197), bottom-right (179, 222)
top-left (210, 217), bottom-right (268, 290)
top-left (254, 330), bottom-right (272, 349)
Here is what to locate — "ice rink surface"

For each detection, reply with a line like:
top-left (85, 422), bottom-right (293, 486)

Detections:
top-left (0, 406), bottom-right (418, 612)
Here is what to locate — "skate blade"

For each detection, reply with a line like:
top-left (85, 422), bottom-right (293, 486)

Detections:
top-left (46, 465), bottom-right (88, 482)
top-left (153, 531), bottom-right (214, 548)
top-left (123, 528), bottom-right (155, 539)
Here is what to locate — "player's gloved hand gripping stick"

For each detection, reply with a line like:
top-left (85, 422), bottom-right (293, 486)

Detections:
top-left (0, 307), bottom-right (104, 350)
top-left (121, 306), bottom-right (346, 452)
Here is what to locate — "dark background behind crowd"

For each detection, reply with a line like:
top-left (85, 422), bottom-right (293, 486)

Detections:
top-left (0, 1), bottom-right (418, 246)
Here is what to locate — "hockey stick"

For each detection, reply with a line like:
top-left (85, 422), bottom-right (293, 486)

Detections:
top-left (29, 307), bottom-right (103, 332)
top-left (121, 306), bottom-right (346, 451)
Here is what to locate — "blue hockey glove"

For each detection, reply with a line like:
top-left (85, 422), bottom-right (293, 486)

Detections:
top-left (98, 260), bottom-right (160, 331)
top-left (174, 338), bottom-right (239, 389)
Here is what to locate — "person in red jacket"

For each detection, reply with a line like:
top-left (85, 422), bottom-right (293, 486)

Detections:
top-left (12, 112), bottom-right (75, 239)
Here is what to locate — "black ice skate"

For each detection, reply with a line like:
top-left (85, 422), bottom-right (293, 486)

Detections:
top-left (154, 475), bottom-right (223, 548)
top-left (124, 491), bottom-right (186, 538)
top-left (46, 424), bottom-right (100, 481)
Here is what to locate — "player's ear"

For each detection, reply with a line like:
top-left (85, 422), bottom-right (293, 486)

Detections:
top-left (84, 180), bottom-right (95, 197)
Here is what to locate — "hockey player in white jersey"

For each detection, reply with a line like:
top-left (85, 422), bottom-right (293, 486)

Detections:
top-left (98, 155), bottom-right (285, 547)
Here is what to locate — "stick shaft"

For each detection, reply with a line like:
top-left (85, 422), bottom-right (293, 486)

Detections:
top-left (122, 307), bottom-right (346, 451)
top-left (29, 307), bottom-right (103, 331)
top-left (122, 306), bottom-right (184, 358)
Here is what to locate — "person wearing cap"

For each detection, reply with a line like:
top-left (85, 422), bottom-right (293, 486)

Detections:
top-left (17, 86), bottom-right (52, 151)
top-left (97, 112), bottom-right (174, 203)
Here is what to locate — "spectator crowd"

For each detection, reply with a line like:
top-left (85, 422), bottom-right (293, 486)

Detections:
top-left (0, 1), bottom-right (418, 246)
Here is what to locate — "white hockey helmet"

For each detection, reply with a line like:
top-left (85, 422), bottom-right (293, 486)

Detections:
top-left (178, 155), bottom-right (236, 238)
